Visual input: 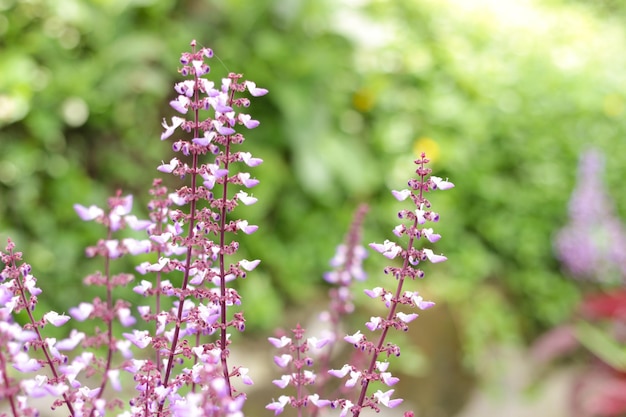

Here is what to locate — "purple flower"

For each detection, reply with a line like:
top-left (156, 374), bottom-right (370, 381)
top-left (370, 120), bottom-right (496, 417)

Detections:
top-left (369, 240), bottom-right (402, 259)
top-left (13, 353), bottom-right (42, 372)
top-left (273, 354), bottom-right (292, 368)
top-left (266, 395), bottom-right (290, 415)
top-left (245, 81), bottom-right (268, 97)
top-left (135, 261), bottom-right (152, 275)
top-left (239, 259), bottom-right (260, 271)
top-left (405, 291), bottom-right (435, 310)
top-left (339, 400), bottom-right (354, 417)
top-left (392, 189), bottom-right (411, 201)
top-left (22, 274), bottom-right (41, 295)
top-left (239, 367), bottom-right (253, 385)
top-left (123, 330), bottom-right (152, 349)
top-left (346, 370), bottom-right (361, 387)
top-left (191, 59), bottom-right (209, 76)
top-left (308, 394), bottom-right (332, 408)
top-left (103, 240), bottom-right (122, 258)
top-left (124, 215), bottom-right (152, 230)
top-left (212, 119), bottom-right (236, 135)
top-left (373, 389), bottom-right (403, 408)
top-left (307, 336), bottom-right (331, 349)
top-left (237, 172), bottom-right (260, 188)
top-left (344, 331), bottom-right (364, 344)
top-left (422, 228), bottom-right (441, 243)
top-left (366, 316), bottom-right (383, 331)
top-left (169, 95), bottom-right (191, 114)
top-left (397, 312), bottom-right (418, 323)
top-left (150, 232), bottom-right (173, 245)
top-left (168, 191), bottom-right (186, 206)
top-left (108, 370), bottom-right (122, 391)
top-left (272, 375), bottom-right (291, 389)
top-left (69, 302), bottom-right (94, 321)
top-left (56, 330), bottom-right (85, 350)
top-left (123, 238), bottom-right (151, 255)
top-left (423, 248), bottom-right (447, 263)
top-left (116, 340), bottom-right (133, 360)
top-left (157, 157), bottom-right (180, 173)
top-left (329, 364), bottom-right (351, 378)
top-left (238, 152), bottom-right (263, 167)
top-left (238, 113), bottom-right (260, 129)
top-left (236, 220), bottom-right (258, 234)
top-left (21, 376), bottom-right (68, 398)
top-left (430, 176), bottom-right (455, 190)
top-left (43, 311), bottom-right (70, 327)
top-left (268, 336), bottom-right (292, 348)
top-left (146, 257), bottom-right (169, 272)
top-left (117, 307), bottom-right (136, 327)
top-left (193, 131), bottom-right (216, 146)
top-left (236, 191), bottom-right (258, 205)
top-left (380, 373), bottom-right (399, 387)
top-left (415, 205), bottom-right (427, 224)
top-left (74, 204), bottom-right (104, 221)
top-left (364, 287), bottom-right (385, 298)
top-left (174, 80), bottom-right (195, 97)
top-left (555, 149), bottom-right (626, 282)
top-left (161, 116), bottom-right (185, 140)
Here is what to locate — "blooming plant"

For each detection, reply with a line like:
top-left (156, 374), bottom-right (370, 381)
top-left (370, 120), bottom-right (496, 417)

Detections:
top-left (533, 149), bottom-right (626, 417)
top-left (0, 40), bottom-right (453, 417)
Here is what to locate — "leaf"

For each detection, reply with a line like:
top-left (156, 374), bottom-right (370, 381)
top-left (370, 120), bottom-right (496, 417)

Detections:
top-left (575, 321), bottom-right (626, 371)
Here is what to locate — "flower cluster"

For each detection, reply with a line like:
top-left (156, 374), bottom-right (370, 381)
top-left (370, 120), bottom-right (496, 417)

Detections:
top-left (0, 40), bottom-right (453, 417)
top-left (555, 148), bottom-right (626, 283)
top-left (1, 39), bottom-right (267, 417)
top-left (267, 155), bottom-right (453, 417)
top-left (265, 205), bottom-right (370, 416)
top-left (124, 39), bottom-right (267, 415)
top-left (332, 154), bottom-right (452, 417)
top-left (0, 239), bottom-right (75, 417)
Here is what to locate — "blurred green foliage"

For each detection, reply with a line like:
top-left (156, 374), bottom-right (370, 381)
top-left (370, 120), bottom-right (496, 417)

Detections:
top-left (2, 0), bottom-right (626, 381)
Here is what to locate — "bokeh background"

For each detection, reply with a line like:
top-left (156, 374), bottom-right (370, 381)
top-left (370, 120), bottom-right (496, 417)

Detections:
top-left (2, 0), bottom-right (626, 416)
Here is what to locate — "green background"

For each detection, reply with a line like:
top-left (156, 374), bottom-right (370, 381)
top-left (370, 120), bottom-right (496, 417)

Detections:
top-left (2, 0), bottom-right (626, 415)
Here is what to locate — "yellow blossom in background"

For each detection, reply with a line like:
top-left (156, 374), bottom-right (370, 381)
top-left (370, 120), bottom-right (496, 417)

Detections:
top-left (352, 88), bottom-right (375, 112)
top-left (603, 94), bottom-right (624, 118)
top-left (413, 137), bottom-right (440, 163)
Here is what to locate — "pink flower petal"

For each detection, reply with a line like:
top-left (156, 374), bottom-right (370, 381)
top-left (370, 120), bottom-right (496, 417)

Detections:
top-left (74, 204), bottom-right (103, 221)
top-left (245, 81), bottom-right (268, 97)
top-left (423, 248), bottom-right (447, 263)
top-left (344, 331), bottom-right (364, 344)
top-left (391, 189), bottom-right (411, 201)
top-left (44, 312), bottom-right (70, 327)
top-left (266, 395), bottom-right (290, 415)
top-left (268, 336), bottom-right (292, 348)
top-left (274, 354), bottom-right (292, 368)
top-left (240, 259), bottom-right (260, 271)
top-left (431, 176), bottom-right (455, 190)
top-left (161, 116), bottom-right (185, 140)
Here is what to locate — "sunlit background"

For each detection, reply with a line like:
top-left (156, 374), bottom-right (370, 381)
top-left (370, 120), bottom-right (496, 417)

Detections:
top-left (2, 0), bottom-right (626, 415)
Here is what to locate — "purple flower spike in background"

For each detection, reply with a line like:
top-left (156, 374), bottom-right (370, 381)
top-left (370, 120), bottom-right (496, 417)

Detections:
top-left (555, 148), bottom-right (626, 283)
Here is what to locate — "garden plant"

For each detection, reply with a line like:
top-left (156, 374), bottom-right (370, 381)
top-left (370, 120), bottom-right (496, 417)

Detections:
top-left (0, 40), bottom-right (453, 417)
top-left (532, 149), bottom-right (626, 417)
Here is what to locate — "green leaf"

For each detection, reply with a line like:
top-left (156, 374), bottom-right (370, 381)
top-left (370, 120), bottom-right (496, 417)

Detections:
top-left (575, 321), bottom-right (626, 371)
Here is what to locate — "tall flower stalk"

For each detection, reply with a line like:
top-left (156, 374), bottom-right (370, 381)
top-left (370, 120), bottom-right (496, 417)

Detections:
top-left (330, 153), bottom-right (453, 417)
top-left (0, 239), bottom-right (74, 416)
top-left (267, 155), bottom-right (453, 417)
top-left (144, 39), bottom-right (266, 413)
